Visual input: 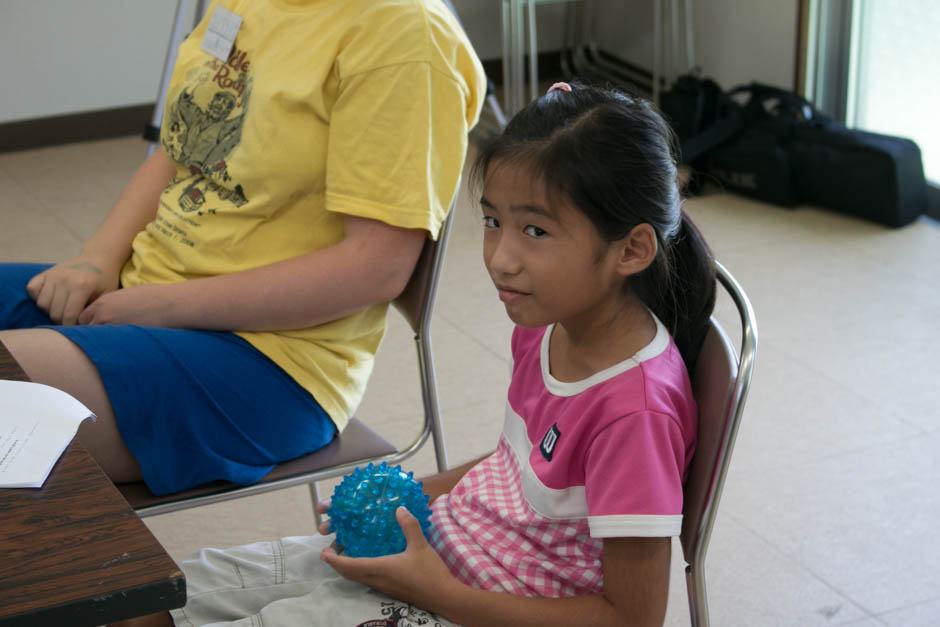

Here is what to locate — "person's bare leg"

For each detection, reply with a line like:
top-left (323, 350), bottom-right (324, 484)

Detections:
top-left (109, 611), bottom-right (174, 627)
top-left (0, 328), bottom-right (143, 483)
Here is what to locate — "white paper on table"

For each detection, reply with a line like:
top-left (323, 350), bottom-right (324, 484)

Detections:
top-left (0, 380), bottom-right (96, 488)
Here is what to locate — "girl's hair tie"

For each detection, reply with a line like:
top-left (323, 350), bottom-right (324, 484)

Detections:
top-left (547, 82), bottom-right (572, 93)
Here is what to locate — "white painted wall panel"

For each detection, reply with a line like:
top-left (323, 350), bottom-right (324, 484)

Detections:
top-left (0, 1), bottom-right (181, 124)
top-left (0, 0), bottom-right (797, 125)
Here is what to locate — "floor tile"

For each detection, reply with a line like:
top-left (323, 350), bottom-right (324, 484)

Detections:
top-left (0, 136), bottom-right (146, 241)
top-left (144, 486), bottom-right (317, 563)
top-left (729, 341), bottom-right (922, 473)
top-left (664, 516), bottom-right (869, 626)
top-left (877, 596), bottom-right (940, 626)
top-left (784, 208), bottom-right (940, 287)
top-left (833, 618), bottom-right (889, 626)
top-left (0, 169), bottom-right (83, 262)
top-left (709, 226), bottom-right (940, 434)
top-left (723, 431), bottom-right (940, 615)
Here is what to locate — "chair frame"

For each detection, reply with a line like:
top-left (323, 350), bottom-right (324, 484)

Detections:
top-left (681, 260), bottom-right (758, 627)
top-left (124, 206), bottom-right (455, 518)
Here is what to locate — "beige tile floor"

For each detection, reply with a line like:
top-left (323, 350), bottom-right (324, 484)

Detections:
top-left (2, 135), bottom-right (939, 627)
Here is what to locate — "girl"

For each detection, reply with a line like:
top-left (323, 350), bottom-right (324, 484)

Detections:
top-left (118, 82), bottom-right (715, 627)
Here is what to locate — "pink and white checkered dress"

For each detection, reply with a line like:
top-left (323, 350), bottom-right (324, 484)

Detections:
top-left (430, 319), bottom-right (697, 598)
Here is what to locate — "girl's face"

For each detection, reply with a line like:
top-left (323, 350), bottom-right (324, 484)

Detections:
top-left (481, 161), bottom-right (630, 334)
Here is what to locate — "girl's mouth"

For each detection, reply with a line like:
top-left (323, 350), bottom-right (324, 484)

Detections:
top-left (496, 286), bottom-right (528, 303)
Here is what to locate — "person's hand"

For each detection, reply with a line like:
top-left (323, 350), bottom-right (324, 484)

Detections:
top-left (320, 506), bottom-right (460, 608)
top-left (26, 257), bottom-right (121, 325)
top-left (78, 284), bottom-right (175, 327)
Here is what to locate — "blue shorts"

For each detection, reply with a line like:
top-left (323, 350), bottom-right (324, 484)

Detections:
top-left (0, 263), bottom-right (336, 496)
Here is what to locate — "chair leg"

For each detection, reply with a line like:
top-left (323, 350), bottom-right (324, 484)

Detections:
top-left (685, 562), bottom-right (710, 627)
top-left (310, 481), bottom-right (323, 527)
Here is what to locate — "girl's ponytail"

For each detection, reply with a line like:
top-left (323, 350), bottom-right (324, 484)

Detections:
top-left (635, 209), bottom-right (716, 372)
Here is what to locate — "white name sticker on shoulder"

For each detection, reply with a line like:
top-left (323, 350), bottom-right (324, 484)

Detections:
top-left (200, 6), bottom-right (243, 63)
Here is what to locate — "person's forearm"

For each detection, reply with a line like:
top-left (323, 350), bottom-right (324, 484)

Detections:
top-left (431, 584), bottom-right (640, 627)
top-left (421, 537), bottom-right (671, 627)
top-left (81, 149), bottom-right (175, 268)
top-left (149, 217), bottom-right (426, 331)
top-left (420, 456), bottom-right (490, 503)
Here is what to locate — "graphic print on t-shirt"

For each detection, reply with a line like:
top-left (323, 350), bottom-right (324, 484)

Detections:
top-left (161, 44), bottom-right (252, 217)
top-left (355, 599), bottom-right (445, 627)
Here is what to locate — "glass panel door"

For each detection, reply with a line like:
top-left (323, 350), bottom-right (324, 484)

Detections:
top-left (848, 0), bottom-right (940, 184)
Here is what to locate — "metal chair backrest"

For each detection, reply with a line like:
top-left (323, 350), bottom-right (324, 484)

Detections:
top-left (680, 261), bottom-right (758, 627)
top-left (390, 206), bottom-right (455, 473)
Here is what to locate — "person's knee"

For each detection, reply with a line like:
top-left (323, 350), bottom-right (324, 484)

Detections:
top-left (1, 328), bottom-right (141, 483)
top-left (0, 328), bottom-right (99, 390)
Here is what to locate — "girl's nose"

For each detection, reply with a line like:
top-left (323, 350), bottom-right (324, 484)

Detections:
top-left (486, 235), bottom-right (522, 277)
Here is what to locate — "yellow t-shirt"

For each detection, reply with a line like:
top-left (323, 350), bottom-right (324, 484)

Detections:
top-left (120, 0), bottom-right (486, 430)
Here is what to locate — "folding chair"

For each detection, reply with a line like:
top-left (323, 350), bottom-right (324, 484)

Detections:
top-left (118, 205), bottom-right (455, 518)
top-left (680, 260), bottom-right (758, 627)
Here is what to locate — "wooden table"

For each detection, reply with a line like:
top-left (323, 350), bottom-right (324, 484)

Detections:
top-left (0, 341), bottom-right (186, 626)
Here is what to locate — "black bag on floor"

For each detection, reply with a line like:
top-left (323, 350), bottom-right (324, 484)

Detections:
top-left (660, 77), bottom-right (928, 227)
top-left (788, 122), bottom-right (927, 227)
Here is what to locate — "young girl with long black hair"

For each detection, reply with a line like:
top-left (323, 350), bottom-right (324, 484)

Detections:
top-left (117, 81), bottom-right (715, 627)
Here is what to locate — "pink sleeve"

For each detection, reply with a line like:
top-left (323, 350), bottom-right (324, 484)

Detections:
top-left (584, 411), bottom-right (687, 526)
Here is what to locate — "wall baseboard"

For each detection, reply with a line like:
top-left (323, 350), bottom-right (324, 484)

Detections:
top-left (0, 104), bottom-right (153, 154)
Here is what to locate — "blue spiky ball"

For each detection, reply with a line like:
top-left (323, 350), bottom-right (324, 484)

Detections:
top-left (327, 461), bottom-right (432, 558)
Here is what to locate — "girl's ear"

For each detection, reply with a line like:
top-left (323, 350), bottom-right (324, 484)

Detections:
top-left (614, 223), bottom-right (658, 277)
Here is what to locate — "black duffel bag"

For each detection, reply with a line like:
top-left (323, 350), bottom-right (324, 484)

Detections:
top-left (661, 78), bottom-right (928, 227)
top-left (788, 121), bottom-right (927, 227)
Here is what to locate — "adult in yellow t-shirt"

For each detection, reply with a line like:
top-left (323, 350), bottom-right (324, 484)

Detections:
top-left (0, 0), bottom-right (485, 495)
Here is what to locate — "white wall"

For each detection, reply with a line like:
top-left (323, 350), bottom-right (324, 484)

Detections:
top-left (450, 0), bottom-right (567, 61)
top-left (593, 0), bottom-right (799, 91)
top-left (0, 0), bottom-right (798, 125)
top-left (0, 1), bottom-right (184, 124)
top-left (691, 0), bottom-right (798, 90)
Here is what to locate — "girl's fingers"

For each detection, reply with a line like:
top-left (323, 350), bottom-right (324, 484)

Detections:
top-left (396, 507), bottom-right (426, 545)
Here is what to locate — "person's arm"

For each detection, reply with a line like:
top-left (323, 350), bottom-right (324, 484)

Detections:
top-left (420, 455), bottom-right (491, 503)
top-left (321, 508), bottom-right (671, 627)
top-left (77, 213), bottom-right (428, 330)
top-left (27, 149), bottom-right (176, 324)
top-left (429, 536), bottom-right (671, 627)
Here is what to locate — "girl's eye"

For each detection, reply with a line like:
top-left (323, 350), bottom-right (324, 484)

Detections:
top-left (482, 216), bottom-right (500, 228)
top-left (523, 225), bottom-right (547, 238)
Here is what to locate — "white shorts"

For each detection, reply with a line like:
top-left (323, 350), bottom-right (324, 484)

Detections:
top-left (171, 535), bottom-right (458, 627)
